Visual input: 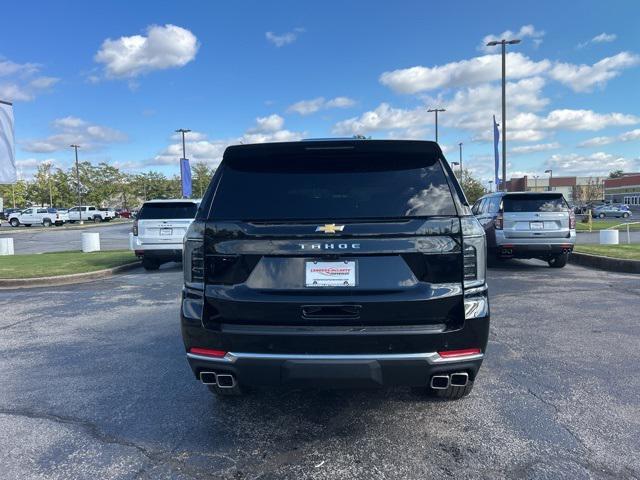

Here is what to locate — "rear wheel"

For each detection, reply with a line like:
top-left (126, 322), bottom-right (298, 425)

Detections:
top-left (423, 379), bottom-right (475, 400)
top-left (548, 253), bottom-right (568, 268)
top-left (598, 213), bottom-right (605, 219)
top-left (142, 257), bottom-right (160, 271)
top-left (622, 212), bottom-right (630, 218)
top-left (43, 218), bottom-right (52, 227)
top-left (93, 216), bottom-right (101, 223)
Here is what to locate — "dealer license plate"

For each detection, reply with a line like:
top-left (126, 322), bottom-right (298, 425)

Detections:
top-left (305, 261), bottom-right (357, 287)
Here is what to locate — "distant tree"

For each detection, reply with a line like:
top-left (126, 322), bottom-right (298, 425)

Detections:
top-left (457, 170), bottom-right (487, 204)
top-left (31, 162), bottom-right (55, 206)
top-left (609, 170), bottom-right (624, 178)
top-left (191, 161), bottom-right (214, 198)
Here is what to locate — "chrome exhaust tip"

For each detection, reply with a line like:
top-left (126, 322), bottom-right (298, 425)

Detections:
top-left (450, 372), bottom-right (469, 387)
top-left (216, 374), bottom-right (236, 389)
top-left (430, 375), bottom-right (450, 390)
top-left (199, 371), bottom-right (217, 385)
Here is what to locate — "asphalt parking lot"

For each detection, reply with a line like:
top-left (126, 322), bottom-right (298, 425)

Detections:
top-left (0, 222), bottom-right (131, 254)
top-left (0, 262), bottom-right (639, 479)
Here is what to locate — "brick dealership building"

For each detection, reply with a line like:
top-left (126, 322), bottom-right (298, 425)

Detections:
top-left (505, 175), bottom-right (606, 204)
top-left (603, 173), bottom-right (640, 206)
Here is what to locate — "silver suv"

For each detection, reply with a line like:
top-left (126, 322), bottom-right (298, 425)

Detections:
top-left (472, 192), bottom-right (576, 268)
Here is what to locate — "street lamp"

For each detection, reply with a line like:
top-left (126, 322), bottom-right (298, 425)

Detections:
top-left (175, 129), bottom-right (191, 199)
top-left (70, 144), bottom-right (82, 224)
top-left (451, 161), bottom-right (461, 179)
top-left (427, 108), bottom-right (446, 143)
top-left (486, 38), bottom-right (521, 191)
top-left (458, 142), bottom-right (463, 183)
top-left (545, 169), bottom-right (553, 191)
top-left (488, 180), bottom-right (494, 192)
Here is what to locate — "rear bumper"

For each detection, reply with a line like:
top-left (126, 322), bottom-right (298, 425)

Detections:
top-left (181, 286), bottom-right (489, 388)
top-left (130, 235), bottom-right (184, 253)
top-left (494, 230), bottom-right (575, 258)
top-left (186, 350), bottom-right (484, 388)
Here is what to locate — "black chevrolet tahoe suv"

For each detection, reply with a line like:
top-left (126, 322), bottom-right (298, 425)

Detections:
top-left (181, 139), bottom-right (489, 400)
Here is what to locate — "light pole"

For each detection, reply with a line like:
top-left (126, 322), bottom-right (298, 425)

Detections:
top-left (175, 128), bottom-right (191, 198)
top-left (70, 144), bottom-right (82, 224)
top-left (451, 161), bottom-right (461, 179)
top-left (486, 38), bottom-right (521, 191)
top-left (545, 169), bottom-right (553, 191)
top-left (427, 108), bottom-right (445, 143)
top-left (488, 180), bottom-right (494, 192)
top-left (458, 142), bottom-right (463, 183)
top-left (533, 175), bottom-right (539, 191)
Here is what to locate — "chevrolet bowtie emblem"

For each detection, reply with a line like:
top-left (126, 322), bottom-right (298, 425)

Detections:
top-left (315, 224), bottom-right (345, 234)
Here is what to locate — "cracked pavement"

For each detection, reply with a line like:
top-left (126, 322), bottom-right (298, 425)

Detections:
top-left (0, 261), bottom-right (639, 479)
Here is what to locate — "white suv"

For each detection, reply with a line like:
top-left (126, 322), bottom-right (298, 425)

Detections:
top-left (130, 199), bottom-right (200, 270)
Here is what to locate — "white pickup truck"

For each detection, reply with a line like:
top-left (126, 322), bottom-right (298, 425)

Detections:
top-left (8, 207), bottom-right (69, 227)
top-left (67, 206), bottom-right (116, 223)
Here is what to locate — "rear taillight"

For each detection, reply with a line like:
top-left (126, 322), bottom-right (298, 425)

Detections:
top-left (438, 348), bottom-right (482, 359)
top-left (494, 212), bottom-right (504, 230)
top-left (189, 347), bottom-right (226, 358)
top-left (569, 210), bottom-right (576, 229)
top-left (461, 217), bottom-right (486, 289)
top-left (132, 219), bottom-right (138, 236)
top-left (184, 221), bottom-right (205, 289)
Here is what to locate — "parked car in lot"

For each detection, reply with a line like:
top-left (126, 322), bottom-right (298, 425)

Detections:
top-left (1, 207), bottom-right (22, 220)
top-left (473, 191), bottom-right (575, 268)
top-left (67, 205), bottom-right (115, 223)
top-left (592, 205), bottom-right (632, 219)
top-left (181, 139), bottom-right (489, 399)
top-left (130, 199), bottom-right (200, 270)
top-left (8, 207), bottom-right (68, 227)
top-left (115, 208), bottom-right (132, 218)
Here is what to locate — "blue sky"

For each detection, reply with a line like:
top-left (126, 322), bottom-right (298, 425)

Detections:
top-left (2, 0), bottom-right (639, 184)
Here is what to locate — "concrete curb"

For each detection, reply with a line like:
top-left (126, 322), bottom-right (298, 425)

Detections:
top-left (0, 220), bottom-right (132, 236)
top-left (0, 261), bottom-right (142, 289)
top-left (569, 252), bottom-right (640, 274)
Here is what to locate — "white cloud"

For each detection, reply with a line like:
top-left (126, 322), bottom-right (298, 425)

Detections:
top-left (265, 28), bottom-right (304, 47)
top-left (94, 24), bottom-right (199, 78)
top-left (287, 96), bottom-right (356, 115)
top-left (511, 142), bottom-right (561, 155)
top-left (592, 33), bottom-right (617, 43)
top-left (480, 25), bottom-right (546, 52)
top-left (379, 53), bottom-right (550, 94)
top-left (545, 152), bottom-right (638, 176)
top-left (22, 117), bottom-right (127, 153)
top-left (578, 32), bottom-right (617, 48)
top-left (511, 109), bottom-right (639, 131)
top-left (0, 58), bottom-right (59, 102)
top-left (579, 128), bottom-right (640, 147)
top-left (249, 114), bottom-right (285, 133)
top-left (549, 52), bottom-right (640, 92)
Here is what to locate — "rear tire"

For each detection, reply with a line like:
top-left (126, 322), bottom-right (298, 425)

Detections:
top-left (548, 253), bottom-right (568, 268)
top-left (142, 257), bottom-right (160, 271)
top-left (424, 379), bottom-right (474, 400)
top-left (43, 219), bottom-right (52, 227)
top-left (598, 213), bottom-right (605, 219)
top-left (93, 216), bottom-right (101, 223)
top-left (622, 212), bottom-right (630, 218)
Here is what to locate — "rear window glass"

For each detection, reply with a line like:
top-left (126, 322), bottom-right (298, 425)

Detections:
top-left (503, 194), bottom-right (568, 212)
top-left (138, 202), bottom-right (198, 219)
top-left (210, 153), bottom-right (456, 220)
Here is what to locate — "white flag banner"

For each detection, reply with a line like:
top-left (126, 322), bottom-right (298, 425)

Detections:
top-left (0, 100), bottom-right (17, 184)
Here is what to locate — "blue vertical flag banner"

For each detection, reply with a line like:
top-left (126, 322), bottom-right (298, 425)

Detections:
top-left (180, 158), bottom-right (192, 197)
top-left (493, 115), bottom-right (500, 188)
top-left (0, 100), bottom-right (17, 184)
